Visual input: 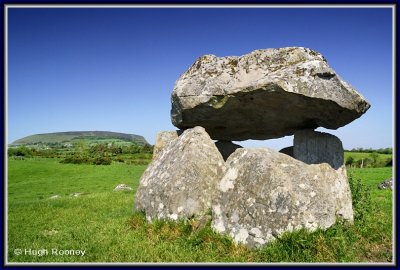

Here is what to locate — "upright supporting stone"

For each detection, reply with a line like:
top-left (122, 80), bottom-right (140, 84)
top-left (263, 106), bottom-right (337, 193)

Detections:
top-left (279, 146), bottom-right (294, 157)
top-left (215, 141), bottom-right (242, 161)
top-left (135, 126), bottom-right (226, 221)
top-left (293, 129), bottom-right (353, 221)
top-left (293, 129), bottom-right (344, 170)
top-left (152, 130), bottom-right (181, 158)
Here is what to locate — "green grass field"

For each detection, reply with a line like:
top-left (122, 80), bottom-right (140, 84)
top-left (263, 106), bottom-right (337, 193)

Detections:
top-left (7, 158), bottom-right (393, 263)
top-left (344, 152), bottom-right (392, 167)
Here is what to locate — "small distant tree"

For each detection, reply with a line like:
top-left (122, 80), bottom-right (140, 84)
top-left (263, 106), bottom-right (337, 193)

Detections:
top-left (356, 159), bottom-right (364, 168)
top-left (363, 157), bottom-right (374, 168)
top-left (110, 144), bottom-right (122, 156)
top-left (126, 144), bottom-right (140, 154)
top-left (345, 156), bottom-right (355, 167)
top-left (74, 140), bottom-right (88, 156)
top-left (369, 152), bottom-right (379, 167)
top-left (90, 144), bottom-right (107, 156)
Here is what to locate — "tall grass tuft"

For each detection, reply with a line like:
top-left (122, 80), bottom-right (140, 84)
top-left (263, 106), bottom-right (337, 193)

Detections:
top-left (348, 172), bottom-right (374, 224)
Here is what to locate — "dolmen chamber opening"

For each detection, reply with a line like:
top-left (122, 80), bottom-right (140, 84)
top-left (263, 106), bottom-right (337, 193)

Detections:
top-left (134, 47), bottom-right (370, 248)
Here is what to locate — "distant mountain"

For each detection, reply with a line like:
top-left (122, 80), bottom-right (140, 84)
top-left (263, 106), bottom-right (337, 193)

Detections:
top-left (11, 131), bottom-right (148, 146)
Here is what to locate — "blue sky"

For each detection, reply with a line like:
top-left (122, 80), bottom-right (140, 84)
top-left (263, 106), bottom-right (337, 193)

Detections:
top-left (7, 6), bottom-right (393, 150)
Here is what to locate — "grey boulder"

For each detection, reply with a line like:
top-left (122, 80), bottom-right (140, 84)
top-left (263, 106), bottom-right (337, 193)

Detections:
top-left (135, 126), bottom-right (226, 221)
top-left (378, 178), bottom-right (393, 190)
top-left (152, 130), bottom-right (181, 158)
top-left (293, 129), bottom-right (353, 220)
top-left (212, 148), bottom-right (353, 248)
top-left (171, 47), bottom-right (370, 141)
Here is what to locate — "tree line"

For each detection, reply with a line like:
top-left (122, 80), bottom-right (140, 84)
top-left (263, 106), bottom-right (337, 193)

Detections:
top-left (345, 147), bottom-right (392, 155)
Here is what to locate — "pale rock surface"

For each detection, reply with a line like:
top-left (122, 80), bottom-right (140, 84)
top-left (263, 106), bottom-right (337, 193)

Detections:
top-left (212, 148), bottom-right (353, 248)
top-left (152, 131), bottom-right (181, 158)
top-left (135, 126), bottom-right (227, 221)
top-left (114, 184), bottom-right (132, 191)
top-left (293, 129), bottom-right (353, 220)
top-left (378, 178), bottom-right (393, 190)
top-left (171, 47), bottom-right (370, 141)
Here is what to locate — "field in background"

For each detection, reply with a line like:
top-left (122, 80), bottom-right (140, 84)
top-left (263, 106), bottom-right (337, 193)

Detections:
top-left (344, 152), bottom-right (392, 168)
top-left (7, 158), bottom-right (393, 263)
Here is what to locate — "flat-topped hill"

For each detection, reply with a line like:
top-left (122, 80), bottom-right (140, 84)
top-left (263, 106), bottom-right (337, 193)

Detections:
top-left (11, 131), bottom-right (148, 146)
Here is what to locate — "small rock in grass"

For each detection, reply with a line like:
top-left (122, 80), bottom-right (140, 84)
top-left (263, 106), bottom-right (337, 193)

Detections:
top-left (42, 229), bottom-right (58, 236)
top-left (114, 184), bottom-right (133, 191)
top-left (49, 195), bottom-right (60, 199)
top-left (378, 178), bottom-right (393, 190)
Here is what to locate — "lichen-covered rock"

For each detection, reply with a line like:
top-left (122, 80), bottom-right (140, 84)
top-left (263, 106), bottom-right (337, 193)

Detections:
top-left (152, 130), bottom-right (181, 158)
top-left (215, 140), bottom-right (242, 161)
top-left (135, 126), bottom-right (226, 221)
top-left (293, 129), bottom-right (353, 221)
top-left (171, 47), bottom-right (370, 141)
top-left (212, 148), bottom-right (353, 248)
top-left (333, 166), bottom-right (354, 221)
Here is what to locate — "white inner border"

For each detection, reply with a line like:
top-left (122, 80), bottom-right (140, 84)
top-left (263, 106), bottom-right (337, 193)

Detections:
top-left (4, 3), bottom-right (396, 266)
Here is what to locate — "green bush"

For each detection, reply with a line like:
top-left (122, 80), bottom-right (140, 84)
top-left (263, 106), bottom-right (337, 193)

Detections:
top-left (8, 146), bottom-right (32, 157)
top-left (60, 155), bottom-right (112, 165)
top-left (93, 156), bottom-right (112, 165)
top-left (60, 155), bottom-right (91, 164)
top-left (345, 156), bottom-right (354, 166)
top-left (115, 157), bottom-right (125, 163)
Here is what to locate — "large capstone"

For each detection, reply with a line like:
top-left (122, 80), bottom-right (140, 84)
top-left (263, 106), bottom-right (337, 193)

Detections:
top-left (212, 148), bottom-right (353, 248)
top-left (135, 126), bottom-right (226, 221)
top-left (171, 47), bottom-right (370, 141)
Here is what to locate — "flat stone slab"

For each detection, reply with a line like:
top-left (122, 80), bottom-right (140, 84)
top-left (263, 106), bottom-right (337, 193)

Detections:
top-left (171, 47), bottom-right (370, 141)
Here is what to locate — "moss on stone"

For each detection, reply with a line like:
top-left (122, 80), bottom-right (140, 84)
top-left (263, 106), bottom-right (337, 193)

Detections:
top-left (209, 95), bottom-right (230, 109)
